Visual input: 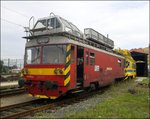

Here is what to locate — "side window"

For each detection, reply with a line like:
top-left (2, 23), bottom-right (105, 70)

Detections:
top-left (124, 59), bottom-right (126, 67)
top-left (86, 52), bottom-right (89, 65)
top-left (118, 59), bottom-right (122, 67)
top-left (71, 46), bottom-right (74, 64)
top-left (47, 18), bottom-right (60, 28)
top-left (90, 52), bottom-right (95, 66)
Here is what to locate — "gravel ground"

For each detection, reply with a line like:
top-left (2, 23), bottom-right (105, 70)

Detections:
top-left (0, 81), bottom-right (36, 107)
top-left (0, 94), bottom-right (36, 107)
top-left (135, 77), bottom-right (147, 82)
top-left (35, 93), bottom-right (104, 118)
top-left (1, 77), bottom-right (146, 118)
top-left (34, 77), bottom-right (147, 118)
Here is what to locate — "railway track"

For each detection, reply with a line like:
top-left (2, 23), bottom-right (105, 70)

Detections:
top-left (0, 88), bottom-right (106, 119)
top-left (1, 74), bottom-right (19, 82)
top-left (0, 87), bottom-right (25, 97)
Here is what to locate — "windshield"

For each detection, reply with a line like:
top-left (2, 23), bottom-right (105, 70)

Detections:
top-left (25, 47), bottom-right (41, 64)
top-left (25, 45), bottom-right (66, 65)
top-left (34, 17), bottom-right (60, 29)
top-left (42, 45), bottom-right (66, 64)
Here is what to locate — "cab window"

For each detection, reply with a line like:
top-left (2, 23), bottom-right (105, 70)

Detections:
top-left (90, 52), bottom-right (95, 66)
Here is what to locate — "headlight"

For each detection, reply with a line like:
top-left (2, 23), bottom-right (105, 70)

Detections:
top-left (54, 68), bottom-right (58, 74)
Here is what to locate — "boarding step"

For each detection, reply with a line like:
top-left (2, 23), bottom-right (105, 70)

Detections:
top-left (77, 82), bottom-right (82, 85)
top-left (71, 89), bottom-right (84, 94)
top-left (76, 82), bottom-right (83, 89)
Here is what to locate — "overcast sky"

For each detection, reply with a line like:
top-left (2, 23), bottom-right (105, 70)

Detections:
top-left (1, 1), bottom-right (149, 59)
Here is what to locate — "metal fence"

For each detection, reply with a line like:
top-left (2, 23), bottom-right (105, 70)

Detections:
top-left (1, 59), bottom-right (24, 69)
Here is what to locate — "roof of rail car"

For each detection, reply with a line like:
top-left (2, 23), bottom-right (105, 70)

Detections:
top-left (37, 15), bottom-right (59, 20)
top-left (35, 15), bottom-right (82, 33)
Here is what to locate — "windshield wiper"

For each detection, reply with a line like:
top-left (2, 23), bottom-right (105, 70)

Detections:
top-left (56, 45), bottom-right (65, 53)
top-left (31, 55), bottom-right (40, 63)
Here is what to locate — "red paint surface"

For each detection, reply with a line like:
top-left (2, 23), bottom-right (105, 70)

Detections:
top-left (23, 45), bottom-right (125, 98)
top-left (83, 48), bottom-right (124, 87)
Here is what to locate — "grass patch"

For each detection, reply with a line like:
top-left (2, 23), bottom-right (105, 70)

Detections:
top-left (34, 79), bottom-right (149, 118)
top-left (141, 78), bottom-right (150, 85)
top-left (66, 80), bottom-right (149, 118)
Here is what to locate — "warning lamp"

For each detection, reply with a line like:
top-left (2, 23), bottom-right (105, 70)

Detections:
top-left (59, 69), bottom-right (63, 74)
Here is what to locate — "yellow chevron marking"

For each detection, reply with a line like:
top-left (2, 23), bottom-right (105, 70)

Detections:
top-left (64, 75), bottom-right (70, 86)
top-left (124, 76), bottom-right (128, 80)
top-left (64, 44), bottom-right (71, 86)
top-left (50, 96), bottom-right (58, 99)
top-left (28, 94), bottom-right (57, 99)
top-left (67, 44), bottom-right (71, 51)
top-left (66, 54), bottom-right (71, 63)
top-left (64, 65), bottom-right (70, 75)
top-left (24, 68), bottom-right (65, 75)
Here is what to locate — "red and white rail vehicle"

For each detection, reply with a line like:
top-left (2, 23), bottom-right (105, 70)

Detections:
top-left (19, 13), bottom-right (125, 99)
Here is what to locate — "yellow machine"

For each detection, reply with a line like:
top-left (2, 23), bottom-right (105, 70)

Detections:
top-left (115, 49), bottom-right (136, 80)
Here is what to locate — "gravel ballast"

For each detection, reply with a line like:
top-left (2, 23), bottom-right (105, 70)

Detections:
top-left (35, 78), bottom-right (146, 118)
top-left (35, 89), bottom-right (110, 118)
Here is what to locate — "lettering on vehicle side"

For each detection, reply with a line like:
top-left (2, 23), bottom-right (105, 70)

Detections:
top-left (106, 67), bottom-right (112, 71)
top-left (94, 65), bottom-right (100, 71)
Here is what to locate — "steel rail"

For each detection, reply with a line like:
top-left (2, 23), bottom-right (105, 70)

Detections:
top-left (0, 88), bottom-right (106, 119)
top-left (0, 88), bottom-right (25, 97)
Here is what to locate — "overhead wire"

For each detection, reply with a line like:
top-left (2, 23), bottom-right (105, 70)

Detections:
top-left (2, 6), bottom-right (30, 19)
top-left (1, 6), bottom-right (34, 29)
top-left (1, 18), bottom-right (24, 28)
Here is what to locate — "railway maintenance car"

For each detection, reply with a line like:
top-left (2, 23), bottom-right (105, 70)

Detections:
top-left (19, 13), bottom-right (125, 99)
top-left (115, 49), bottom-right (136, 79)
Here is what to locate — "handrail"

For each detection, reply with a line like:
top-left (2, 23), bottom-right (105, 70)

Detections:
top-left (48, 12), bottom-right (56, 29)
top-left (29, 16), bottom-right (35, 30)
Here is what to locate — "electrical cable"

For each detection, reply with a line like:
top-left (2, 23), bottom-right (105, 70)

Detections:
top-left (1, 18), bottom-right (24, 28)
top-left (2, 6), bottom-right (30, 19)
